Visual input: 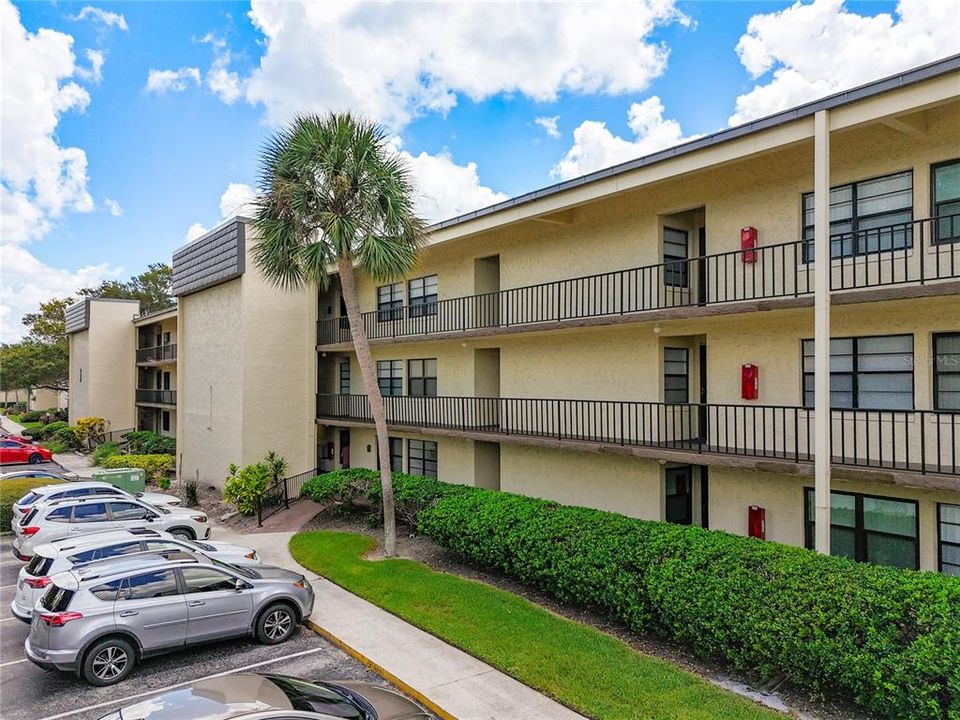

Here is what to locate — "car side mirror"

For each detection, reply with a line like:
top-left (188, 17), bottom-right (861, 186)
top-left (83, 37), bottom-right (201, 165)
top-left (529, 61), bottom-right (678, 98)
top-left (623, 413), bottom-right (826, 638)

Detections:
top-left (234, 578), bottom-right (246, 592)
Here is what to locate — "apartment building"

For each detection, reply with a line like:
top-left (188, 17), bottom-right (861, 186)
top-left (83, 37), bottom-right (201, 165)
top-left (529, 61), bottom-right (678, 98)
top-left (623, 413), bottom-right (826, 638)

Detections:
top-left (134, 305), bottom-right (178, 437)
top-left (65, 297), bottom-right (179, 439)
top-left (314, 58), bottom-right (960, 573)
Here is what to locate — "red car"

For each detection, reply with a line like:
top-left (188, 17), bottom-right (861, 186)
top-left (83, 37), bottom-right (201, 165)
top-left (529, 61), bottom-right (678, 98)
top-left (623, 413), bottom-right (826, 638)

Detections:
top-left (0, 439), bottom-right (52, 464)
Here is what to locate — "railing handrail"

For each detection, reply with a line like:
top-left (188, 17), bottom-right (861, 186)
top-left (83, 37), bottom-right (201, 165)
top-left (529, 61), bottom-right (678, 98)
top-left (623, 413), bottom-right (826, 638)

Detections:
top-left (317, 214), bottom-right (960, 344)
top-left (137, 342), bottom-right (178, 351)
top-left (256, 467), bottom-right (318, 526)
top-left (316, 393), bottom-right (959, 477)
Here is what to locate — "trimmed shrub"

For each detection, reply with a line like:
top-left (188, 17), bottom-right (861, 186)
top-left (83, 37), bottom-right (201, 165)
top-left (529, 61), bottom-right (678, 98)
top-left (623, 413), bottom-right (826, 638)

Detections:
top-left (20, 410), bottom-right (44, 423)
top-left (101, 453), bottom-right (174, 480)
top-left (38, 421), bottom-right (68, 439)
top-left (223, 462), bottom-right (271, 516)
top-left (125, 430), bottom-right (176, 456)
top-left (51, 426), bottom-right (81, 450)
top-left (184, 480), bottom-right (199, 508)
top-left (91, 441), bottom-right (121, 466)
top-left (416, 488), bottom-right (960, 720)
top-left (75, 416), bottom-right (107, 447)
top-left (301, 468), bottom-right (471, 525)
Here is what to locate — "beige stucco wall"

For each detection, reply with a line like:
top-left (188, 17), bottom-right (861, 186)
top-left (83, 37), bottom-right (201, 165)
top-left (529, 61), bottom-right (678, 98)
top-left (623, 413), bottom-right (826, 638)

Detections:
top-left (178, 279), bottom-right (243, 485)
top-left (68, 299), bottom-right (138, 430)
top-left (178, 226), bottom-right (316, 486)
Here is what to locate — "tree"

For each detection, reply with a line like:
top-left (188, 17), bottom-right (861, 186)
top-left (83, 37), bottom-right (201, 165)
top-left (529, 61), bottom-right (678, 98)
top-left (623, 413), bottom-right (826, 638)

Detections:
top-left (252, 113), bottom-right (426, 557)
top-left (80, 263), bottom-right (173, 313)
top-left (0, 341), bottom-right (66, 393)
top-left (18, 297), bottom-right (72, 390)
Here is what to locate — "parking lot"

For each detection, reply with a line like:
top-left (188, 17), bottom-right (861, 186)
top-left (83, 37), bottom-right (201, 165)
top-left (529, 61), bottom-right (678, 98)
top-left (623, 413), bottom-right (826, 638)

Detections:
top-left (0, 534), bottom-right (431, 720)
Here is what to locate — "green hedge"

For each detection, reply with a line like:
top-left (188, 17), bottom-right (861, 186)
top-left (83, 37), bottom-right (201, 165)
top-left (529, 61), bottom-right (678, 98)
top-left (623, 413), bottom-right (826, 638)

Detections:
top-left (101, 453), bottom-right (174, 478)
top-left (415, 489), bottom-right (960, 720)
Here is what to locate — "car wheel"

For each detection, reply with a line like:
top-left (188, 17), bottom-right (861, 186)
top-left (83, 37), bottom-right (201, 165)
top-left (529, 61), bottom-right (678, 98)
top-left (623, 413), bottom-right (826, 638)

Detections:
top-left (28, 453), bottom-right (42, 464)
top-left (256, 603), bottom-right (297, 645)
top-left (82, 637), bottom-right (136, 686)
top-left (168, 527), bottom-right (195, 540)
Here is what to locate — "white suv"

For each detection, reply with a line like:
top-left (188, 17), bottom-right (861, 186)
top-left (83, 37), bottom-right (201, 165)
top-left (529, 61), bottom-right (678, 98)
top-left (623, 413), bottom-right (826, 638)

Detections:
top-left (11, 529), bottom-right (261, 621)
top-left (13, 497), bottom-right (210, 560)
top-left (11, 482), bottom-right (181, 529)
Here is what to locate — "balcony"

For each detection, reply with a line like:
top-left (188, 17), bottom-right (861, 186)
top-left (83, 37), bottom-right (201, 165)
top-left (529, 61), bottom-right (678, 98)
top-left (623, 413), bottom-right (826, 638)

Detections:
top-left (316, 393), bottom-right (960, 485)
top-left (317, 215), bottom-right (960, 346)
top-left (136, 344), bottom-right (177, 365)
top-left (136, 389), bottom-right (176, 406)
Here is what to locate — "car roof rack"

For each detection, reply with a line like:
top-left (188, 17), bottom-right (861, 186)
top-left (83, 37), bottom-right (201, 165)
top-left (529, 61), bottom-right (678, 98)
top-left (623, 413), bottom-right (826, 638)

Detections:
top-left (74, 548), bottom-right (200, 572)
top-left (49, 528), bottom-right (162, 552)
top-left (76, 550), bottom-right (201, 581)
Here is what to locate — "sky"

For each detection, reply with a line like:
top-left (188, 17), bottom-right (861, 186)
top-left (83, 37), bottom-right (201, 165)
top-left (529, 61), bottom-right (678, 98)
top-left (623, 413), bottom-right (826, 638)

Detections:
top-left (2, 0), bottom-right (959, 341)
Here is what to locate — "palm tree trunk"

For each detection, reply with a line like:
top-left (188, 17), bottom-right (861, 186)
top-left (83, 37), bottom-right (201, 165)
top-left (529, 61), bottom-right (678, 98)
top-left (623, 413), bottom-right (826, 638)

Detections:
top-left (337, 255), bottom-right (397, 557)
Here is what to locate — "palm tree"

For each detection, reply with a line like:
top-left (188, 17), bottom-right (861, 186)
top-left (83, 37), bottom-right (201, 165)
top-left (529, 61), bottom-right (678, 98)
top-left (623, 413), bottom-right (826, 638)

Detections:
top-left (251, 113), bottom-right (426, 557)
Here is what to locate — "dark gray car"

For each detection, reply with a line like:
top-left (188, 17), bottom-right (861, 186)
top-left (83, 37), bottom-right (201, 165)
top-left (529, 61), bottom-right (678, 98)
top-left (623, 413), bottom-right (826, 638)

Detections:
top-left (25, 551), bottom-right (314, 685)
top-left (96, 672), bottom-right (431, 719)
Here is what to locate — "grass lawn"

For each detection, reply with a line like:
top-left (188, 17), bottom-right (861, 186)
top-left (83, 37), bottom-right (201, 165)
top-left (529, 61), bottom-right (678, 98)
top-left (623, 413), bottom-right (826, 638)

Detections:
top-left (290, 531), bottom-right (781, 720)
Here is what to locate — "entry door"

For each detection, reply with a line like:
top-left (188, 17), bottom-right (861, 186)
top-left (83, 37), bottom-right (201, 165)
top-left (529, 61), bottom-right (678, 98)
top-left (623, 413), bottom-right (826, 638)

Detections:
top-left (179, 567), bottom-right (253, 642)
top-left (665, 466), bottom-right (693, 525)
top-left (698, 344), bottom-right (708, 440)
top-left (339, 429), bottom-right (351, 468)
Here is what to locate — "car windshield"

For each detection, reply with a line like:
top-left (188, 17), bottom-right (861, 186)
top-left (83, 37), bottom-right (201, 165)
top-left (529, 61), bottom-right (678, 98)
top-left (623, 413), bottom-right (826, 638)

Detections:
top-left (210, 557), bottom-right (257, 579)
top-left (263, 676), bottom-right (369, 720)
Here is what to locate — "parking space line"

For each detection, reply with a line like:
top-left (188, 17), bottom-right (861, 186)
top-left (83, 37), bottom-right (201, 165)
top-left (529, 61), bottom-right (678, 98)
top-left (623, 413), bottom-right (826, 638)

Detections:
top-left (0, 616), bottom-right (20, 623)
top-left (0, 659), bottom-right (29, 667)
top-left (0, 584), bottom-right (18, 590)
top-left (36, 646), bottom-right (330, 720)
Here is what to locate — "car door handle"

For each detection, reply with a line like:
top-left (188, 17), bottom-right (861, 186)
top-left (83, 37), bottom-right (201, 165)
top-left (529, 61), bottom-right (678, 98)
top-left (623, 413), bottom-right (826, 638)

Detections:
top-left (188, 600), bottom-right (205, 607)
top-left (119, 610), bottom-right (139, 617)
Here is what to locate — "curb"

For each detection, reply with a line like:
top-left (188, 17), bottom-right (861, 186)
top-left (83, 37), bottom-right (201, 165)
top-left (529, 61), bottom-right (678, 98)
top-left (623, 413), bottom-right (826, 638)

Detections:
top-left (304, 619), bottom-right (457, 720)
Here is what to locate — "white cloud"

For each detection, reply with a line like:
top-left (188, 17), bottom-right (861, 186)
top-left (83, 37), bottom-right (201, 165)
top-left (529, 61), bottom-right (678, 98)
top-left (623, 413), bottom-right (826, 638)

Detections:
top-left (535, 115), bottom-right (561, 139)
top-left (73, 6), bottom-right (128, 32)
top-left (397, 148), bottom-right (508, 223)
top-left (184, 222), bottom-right (208, 242)
top-left (145, 67), bottom-right (201, 94)
top-left (218, 183), bottom-right (256, 218)
top-left (199, 34), bottom-right (244, 104)
top-left (729, 0), bottom-right (960, 125)
top-left (0, 0), bottom-right (118, 342)
top-left (76, 48), bottom-right (105, 83)
top-left (1, 0), bottom-right (94, 245)
top-left (0, 244), bottom-right (122, 342)
top-left (552, 96), bottom-right (695, 180)
top-left (104, 197), bottom-right (122, 217)
top-left (243, 0), bottom-right (688, 129)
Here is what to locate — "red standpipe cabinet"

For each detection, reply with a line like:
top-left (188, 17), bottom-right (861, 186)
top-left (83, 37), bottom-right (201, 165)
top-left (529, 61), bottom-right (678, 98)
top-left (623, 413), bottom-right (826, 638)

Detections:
top-left (741, 364), bottom-right (759, 400)
top-left (748, 505), bottom-right (766, 540)
top-left (740, 226), bottom-right (758, 263)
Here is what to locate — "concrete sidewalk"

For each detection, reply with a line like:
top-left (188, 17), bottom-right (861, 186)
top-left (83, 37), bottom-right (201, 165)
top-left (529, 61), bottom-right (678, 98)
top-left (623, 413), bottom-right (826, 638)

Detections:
top-left (217, 525), bottom-right (586, 720)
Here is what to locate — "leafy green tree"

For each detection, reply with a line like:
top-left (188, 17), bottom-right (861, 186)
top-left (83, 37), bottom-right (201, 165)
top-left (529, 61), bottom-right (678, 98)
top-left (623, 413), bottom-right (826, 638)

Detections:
top-left (251, 112), bottom-right (426, 556)
top-left (80, 263), bottom-right (173, 312)
top-left (0, 341), bottom-right (68, 393)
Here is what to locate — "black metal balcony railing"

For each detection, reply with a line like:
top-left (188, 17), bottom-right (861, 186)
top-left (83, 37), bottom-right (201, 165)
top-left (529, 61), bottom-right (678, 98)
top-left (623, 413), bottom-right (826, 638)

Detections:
top-left (136, 344), bottom-right (177, 363)
top-left (316, 393), bottom-right (960, 477)
top-left (136, 389), bottom-right (176, 405)
top-left (317, 215), bottom-right (960, 345)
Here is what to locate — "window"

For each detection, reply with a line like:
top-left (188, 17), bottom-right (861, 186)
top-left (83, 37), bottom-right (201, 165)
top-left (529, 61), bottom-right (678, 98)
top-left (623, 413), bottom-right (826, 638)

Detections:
top-left (663, 348), bottom-right (689, 404)
top-left (407, 358), bottom-right (437, 397)
top-left (180, 567), bottom-right (237, 594)
top-left (408, 275), bottom-right (438, 317)
top-left (161, 410), bottom-right (170, 432)
top-left (377, 360), bottom-right (403, 397)
top-left (108, 502), bottom-right (149, 521)
top-left (389, 437), bottom-right (403, 472)
top-left (163, 331), bottom-right (171, 345)
top-left (663, 227), bottom-right (689, 288)
top-left (939, 503), bottom-right (960, 575)
top-left (377, 283), bottom-right (403, 321)
top-left (802, 335), bottom-right (913, 409)
top-left (802, 170), bottom-right (913, 261)
top-left (122, 570), bottom-right (179, 600)
top-left (144, 540), bottom-right (181, 553)
top-left (664, 467), bottom-right (692, 525)
top-left (339, 359), bottom-right (351, 395)
top-left (932, 160), bottom-right (960, 244)
top-left (71, 542), bottom-right (143, 564)
top-left (72, 503), bottom-right (108, 523)
top-left (46, 506), bottom-right (72, 523)
top-left (408, 439), bottom-right (437, 478)
top-left (934, 333), bottom-right (960, 410)
top-left (804, 489), bottom-right (918, 569)
top-left (90, 579), bottom-right (124, 602)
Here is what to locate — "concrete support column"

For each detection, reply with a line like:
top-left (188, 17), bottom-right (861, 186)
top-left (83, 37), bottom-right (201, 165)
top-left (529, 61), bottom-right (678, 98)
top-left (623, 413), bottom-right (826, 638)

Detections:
top-left (813, 110), bottom-right (831, 556)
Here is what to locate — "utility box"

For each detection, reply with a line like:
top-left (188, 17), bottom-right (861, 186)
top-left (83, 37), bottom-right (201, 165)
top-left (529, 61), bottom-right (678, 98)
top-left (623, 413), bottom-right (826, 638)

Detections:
top-left (92, 467), bottom-right (146, 494)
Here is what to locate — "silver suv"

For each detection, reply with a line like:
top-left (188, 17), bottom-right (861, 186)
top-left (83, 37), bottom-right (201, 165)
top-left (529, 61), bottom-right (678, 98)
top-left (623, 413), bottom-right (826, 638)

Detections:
top-left (25, 551), bottom-right (314, 686)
